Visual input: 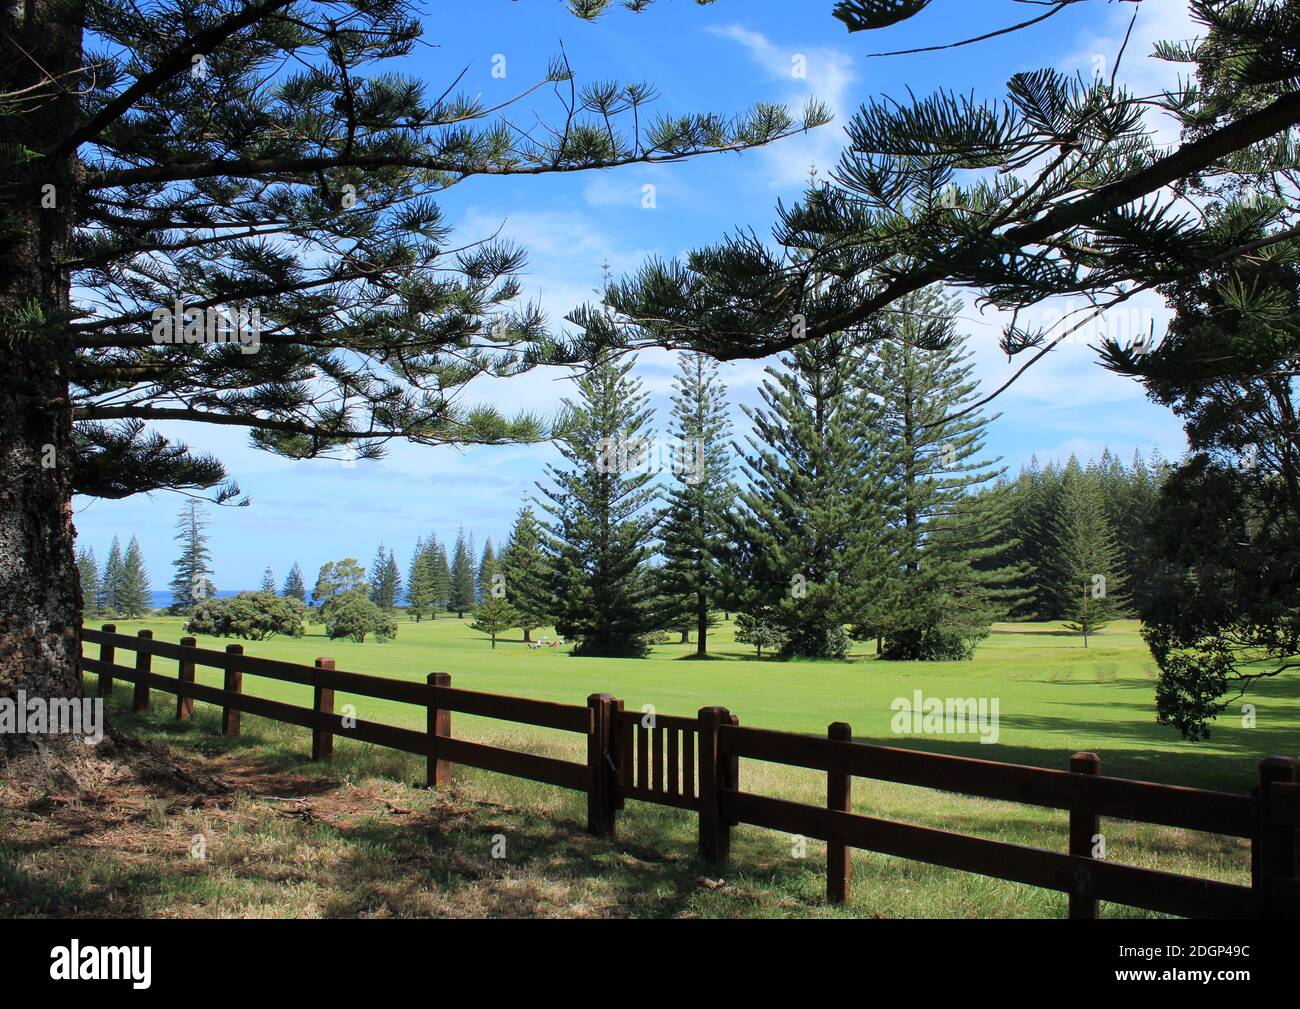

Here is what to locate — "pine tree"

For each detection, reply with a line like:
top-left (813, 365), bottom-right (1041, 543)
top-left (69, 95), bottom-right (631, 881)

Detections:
top-left (76, 547), bottom-right (100, 617)
top-left (101, 537), bottom-right (124, 615)
top-left (470, 596), bottom-right (519, 649)
top-left (1052, 466), bottom-right (1128, 647)
top-left (369, 545), bottom-right (387, 606)
top-left (659, 352), bottom-right (734, 657)
top-left (282, 563), bottom-right (307, 602)
top-left (383, 550), bottom-right (402, 612)
top-left (730, 337), bottom-right (879, 659)
top-left (979, 450), bottom-right (1166, 622)
top-left (405, 538), bottom-right (433, 620)
top-left (862, 292), bottom-right (1023, 660)
top-left (168, 500), bottom-right (215, 614)
top-left (259, 567), bottom-right (277, 594)
top-left (501, 507), bottom-right (552, 643)
top-left (477, 539), bottom-right (499, 604)
top-left (429, 540), bottom-right (451, 617)
top-left (117, 537), bottom-right (152, 619)
top-left (449, 529), bottom-right (477, 618)
top-left (1002, 457), bottom-right (1053, 619)
top-left (368, 545), bottom-right (401, 611)
top-left (1114, 449), bottom-right (1162, 616)
top-left (538, 354), bottom-right (661, 658)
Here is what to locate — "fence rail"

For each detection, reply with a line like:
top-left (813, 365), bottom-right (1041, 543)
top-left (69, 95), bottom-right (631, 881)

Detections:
top-left (81, 625), bottom-right (1299, 919)
top-left (82, 625), bottom-right (595, 802)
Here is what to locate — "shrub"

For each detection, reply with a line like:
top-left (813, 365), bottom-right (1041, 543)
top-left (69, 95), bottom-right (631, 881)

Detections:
top-left (185, 592), bottom-right (305, 640)
top-left (225, 592), bottom-right (305, 640)
top-left (779, 622), bottom-right (851, 659)
top-left (185, 597), bottom-right (229, 636)
top-left (880, 626), bottom-right (979, 661)
top-left (325, 594), bottom-right (397, 643)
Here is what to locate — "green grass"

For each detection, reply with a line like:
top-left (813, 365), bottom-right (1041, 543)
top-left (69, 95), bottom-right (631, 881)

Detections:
top-left (20, 614), bottom-right (1289, 918)
top-left (86, 614), bottom-right (1298, 791)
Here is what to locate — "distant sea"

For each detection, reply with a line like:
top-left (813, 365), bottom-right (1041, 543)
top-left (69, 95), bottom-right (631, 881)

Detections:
top-left (148, 590), bottom-right (247, 610)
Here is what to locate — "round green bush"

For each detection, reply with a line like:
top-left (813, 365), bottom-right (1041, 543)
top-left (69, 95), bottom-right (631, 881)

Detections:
top-left (324, 594), bottom-right (397, 643)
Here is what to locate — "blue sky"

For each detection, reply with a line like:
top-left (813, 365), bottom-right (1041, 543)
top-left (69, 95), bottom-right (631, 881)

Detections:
top-left (73, 0), bottom-right (1199, 592)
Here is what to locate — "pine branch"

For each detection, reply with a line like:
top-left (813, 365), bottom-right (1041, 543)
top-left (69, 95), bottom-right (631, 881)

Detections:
top-left (49, 0), bottom-right (299, 161)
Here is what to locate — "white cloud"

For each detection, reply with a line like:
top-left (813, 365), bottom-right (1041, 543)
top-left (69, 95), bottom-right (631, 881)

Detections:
top-left (456, 203), bottom-right (657, 329)
top-left (581, 163), bottom-right (689, 211)
top-left (1056, 0), bottom-right (1201, 145)
top-left (707, 23), bottom-right (856, 191)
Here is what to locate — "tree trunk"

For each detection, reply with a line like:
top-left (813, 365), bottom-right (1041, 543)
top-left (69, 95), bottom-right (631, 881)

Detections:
top-left (0, 3), bottom-right (85, 759)
top-left (695, 593), bottom-right (707, 657)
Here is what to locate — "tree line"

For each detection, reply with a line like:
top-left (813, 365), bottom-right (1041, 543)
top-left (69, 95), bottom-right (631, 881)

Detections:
top-left (496, 287), bottom-right (1107, 663)
top-left (511, 290), bottom-right (1171, 660)
top-left (76, 536), bottom-right (151, 619)
top-left (81, 304), bottom-right (1171, 660)
top-left (982, 450), bottom-right (1168, 635)
top-left (77, 491), bottom-right (510, 643)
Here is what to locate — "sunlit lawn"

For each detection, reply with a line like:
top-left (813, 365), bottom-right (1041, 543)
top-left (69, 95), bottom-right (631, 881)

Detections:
top-left (85, 614), bottom-right (1299, 792)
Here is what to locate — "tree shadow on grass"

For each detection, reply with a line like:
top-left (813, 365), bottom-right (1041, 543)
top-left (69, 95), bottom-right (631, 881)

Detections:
top-left (844, 712), bottom-right (1295, 791)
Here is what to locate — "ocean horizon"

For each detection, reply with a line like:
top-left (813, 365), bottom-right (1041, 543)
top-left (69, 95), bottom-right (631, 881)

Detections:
top-left (147, 589), bottom-right (249, 609)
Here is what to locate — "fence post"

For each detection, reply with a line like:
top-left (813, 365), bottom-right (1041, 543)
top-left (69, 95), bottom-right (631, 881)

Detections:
top-left (312, 658), bottom-right (335, 761)
top-left (425, 672), bottom-right (451, 787)
top-left (586, 693), bottom-right (616, 839)
top-left (611, 698), bottom-right (626, 811)
top-left (131, 630), bottom-right (153, 712)
top-left (1068, 751), bottom-right (1101, 920)
top-left (827, 721), bottom-right (853, 904)
top-left (97, 624), bottom-right (116, 697)
top-left (698, 706), bottom-right (732, 862)
top-left (176, 636), bottom-right (196, 720)
top-left (1254, 755), bottom-right (1298, 916)
top-left (222, 644), bottom-right (243, 736)
top-left (724, 712), bottom-right (740, 823)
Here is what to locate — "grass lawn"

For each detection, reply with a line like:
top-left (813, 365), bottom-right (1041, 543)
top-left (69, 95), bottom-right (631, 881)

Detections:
top-left (3, 615), bottom-right (1291, 918)
top-left (84, 613), bottom-right (1299, 792)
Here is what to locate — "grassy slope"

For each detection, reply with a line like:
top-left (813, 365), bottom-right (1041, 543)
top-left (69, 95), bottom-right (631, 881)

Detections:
top-left (19, 614), bottom-right (1288, 918)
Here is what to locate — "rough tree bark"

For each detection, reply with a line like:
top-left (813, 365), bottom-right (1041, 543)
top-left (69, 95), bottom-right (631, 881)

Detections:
top-left (0, 1), bottom-right (85, 758)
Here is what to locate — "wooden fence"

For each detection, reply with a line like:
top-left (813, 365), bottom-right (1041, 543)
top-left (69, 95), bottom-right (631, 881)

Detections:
top-left (82, 625), bottom-right (1300, 919)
